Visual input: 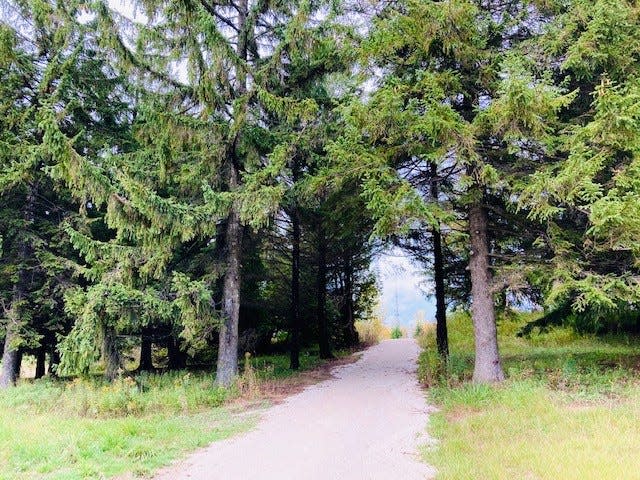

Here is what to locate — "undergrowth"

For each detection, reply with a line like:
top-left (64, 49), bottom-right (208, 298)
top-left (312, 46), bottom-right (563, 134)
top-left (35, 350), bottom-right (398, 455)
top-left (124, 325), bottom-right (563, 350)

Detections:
top-left (0, 348), bottom-right (338, 479)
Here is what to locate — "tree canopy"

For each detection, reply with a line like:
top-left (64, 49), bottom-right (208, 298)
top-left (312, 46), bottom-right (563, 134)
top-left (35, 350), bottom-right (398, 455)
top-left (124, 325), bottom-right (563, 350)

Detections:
top-left (1, 0), bottom-right (640, 387)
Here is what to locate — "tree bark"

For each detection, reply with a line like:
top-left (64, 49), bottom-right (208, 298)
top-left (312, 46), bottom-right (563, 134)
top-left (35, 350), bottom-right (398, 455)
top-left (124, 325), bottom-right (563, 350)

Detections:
top-left (289, 205), bottom-right (301, 370)
top-left (35, 346), bottom-right (47, 379)
top-left (102, 325), bottom-right (121, 381)
top-left (342, 256), bottom-right (358, 347)
top-left (215, 0), bottom-right (247, 387)
top-left (0, 329), bottom-right (20, 388)
top-left (468, 199), bottom-right (504, 383)
top-left (430, 163), bottom-right (449, 359)
top-left (317, 220), bottom-right (333, 359)
top-left (216, 205), bottom-right (243, 385)
top-left (138, 332), bottom-right (154, 372)
top-left (167, 334), bottom-right (187, 370)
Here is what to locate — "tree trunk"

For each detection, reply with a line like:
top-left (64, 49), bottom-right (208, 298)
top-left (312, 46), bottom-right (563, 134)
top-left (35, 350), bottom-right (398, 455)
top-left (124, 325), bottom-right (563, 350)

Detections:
top-left (342, 256), bottom-right (358, 347)
top-left (317, 220), bottom-right (333, 359)
top-left (0, 331), bottom-right (20, 388)
top-left (35, 346), bottom-right (47, 379)
top-left (167, 335), bottom-right (187, 370)
top-left (0, 184), bottom-right (35, 389)
top-left (468, 199), bottom-right (504, 383)
top-left (13, 350), bottom-right (23, 379)
top-left (102, 325), bottom-right (121, 381)
top-left (216, 204), bottom-right (243, 385)
top-left (289, 206), bottom-right (301, 370)
top-left (138, 333), bottom-right (154, 372)
top-left (430, 163), bottom-right (449, 359)
top-left (215, 0), bottom-right (247, 387)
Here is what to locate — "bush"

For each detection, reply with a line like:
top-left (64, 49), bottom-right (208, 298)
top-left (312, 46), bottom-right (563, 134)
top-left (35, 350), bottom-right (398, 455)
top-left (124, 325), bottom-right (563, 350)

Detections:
top-left (390, 326), bottom-right (404, 339)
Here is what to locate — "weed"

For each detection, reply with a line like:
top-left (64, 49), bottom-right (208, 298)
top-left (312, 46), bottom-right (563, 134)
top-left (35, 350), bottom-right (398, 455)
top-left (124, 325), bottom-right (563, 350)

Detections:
top-left (390, 326), bottom-right (404, 339)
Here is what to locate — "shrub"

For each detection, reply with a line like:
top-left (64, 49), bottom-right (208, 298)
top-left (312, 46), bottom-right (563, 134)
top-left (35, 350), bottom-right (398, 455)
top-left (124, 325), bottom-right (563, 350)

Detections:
top-left (390, 326), bottom-right (404, 339)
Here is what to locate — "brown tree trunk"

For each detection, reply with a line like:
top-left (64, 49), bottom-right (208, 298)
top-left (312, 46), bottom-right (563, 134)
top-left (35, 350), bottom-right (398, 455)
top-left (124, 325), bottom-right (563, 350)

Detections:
top-left (35, 346), bottom-right (47, 379)
top-left (138, 333), bottom-right (154, 372)
top-left (342, 256), bottom-right (358, 347)
top-left (468, 199), bottom-right (504, 383)
top-left (317, 221), bottom-right (333, 359)
top-left (430, 163), bottom-right (449, 358)
top-left (216, 206), bottom-right (242, 385)
top-left (289, 206), bottom-right (301, 370)
top-left (167, 335), bottom-right (187, 370)
top-left (13, 350), bottom-right (23, 379)
top-left (215, 0), bottom-right (247, 387)
top-left (102, 325), bottom-right (121, 381)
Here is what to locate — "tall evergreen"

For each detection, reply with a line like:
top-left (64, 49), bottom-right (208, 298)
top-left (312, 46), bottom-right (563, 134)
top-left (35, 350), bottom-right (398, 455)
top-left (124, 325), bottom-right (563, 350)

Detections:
top-left (0, 1), bottom-right (133, 386)
top-left (331, 0), bottom-right (573, 382)
top-left (70, 0), bottom-right (353, 384)
top-left (519, 1), bottom-right (640, 326)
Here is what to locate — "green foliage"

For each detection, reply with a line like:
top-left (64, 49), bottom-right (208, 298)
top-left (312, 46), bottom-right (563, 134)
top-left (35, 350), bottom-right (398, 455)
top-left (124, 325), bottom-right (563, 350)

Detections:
top-left (418, 310), bottom-right (640, 394)
top-left (390, 326), bottom-right (404, 339)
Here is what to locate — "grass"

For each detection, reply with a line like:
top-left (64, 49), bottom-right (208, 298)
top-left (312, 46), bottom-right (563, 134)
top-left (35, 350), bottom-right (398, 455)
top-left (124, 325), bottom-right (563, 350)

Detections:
top-left (0, 348), bottom-right (335, 480)
top-left (418, 311), bottom-right (640, 480)
top-left (355, 316), bottom-right (391, 345)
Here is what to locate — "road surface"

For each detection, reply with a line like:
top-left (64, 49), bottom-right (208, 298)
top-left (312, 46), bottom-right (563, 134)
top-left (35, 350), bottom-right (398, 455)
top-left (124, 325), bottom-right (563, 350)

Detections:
top-left (154, 339), bottom-right (435, 480)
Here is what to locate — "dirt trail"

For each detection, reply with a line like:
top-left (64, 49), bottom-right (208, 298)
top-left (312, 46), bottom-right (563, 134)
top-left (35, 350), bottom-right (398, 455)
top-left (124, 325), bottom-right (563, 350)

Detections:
top-left (154, 339), bottom-right (435, 480)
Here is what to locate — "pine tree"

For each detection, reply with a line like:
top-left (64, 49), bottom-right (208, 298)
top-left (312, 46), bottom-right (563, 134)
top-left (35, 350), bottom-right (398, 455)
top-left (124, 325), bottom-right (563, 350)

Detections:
top-left (0, 1), bottom-right (134, 386)
top-left (518, 1), bottom-right (640, 326)
top-left (63, 0), bottom-right (355, 385)
top-left (331, 0), bottom-right (573, 382)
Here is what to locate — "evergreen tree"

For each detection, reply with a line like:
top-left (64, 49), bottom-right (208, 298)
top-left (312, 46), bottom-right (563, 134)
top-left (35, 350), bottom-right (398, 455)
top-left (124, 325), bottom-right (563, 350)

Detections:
top-left (519, 0), bottom-right (640, 328)
top-left (63, 0), bottom-right (356, 384)
top-left (0, 1), bottom-right (132, 386)
top-left (331, 0), bottom-right (572, 382)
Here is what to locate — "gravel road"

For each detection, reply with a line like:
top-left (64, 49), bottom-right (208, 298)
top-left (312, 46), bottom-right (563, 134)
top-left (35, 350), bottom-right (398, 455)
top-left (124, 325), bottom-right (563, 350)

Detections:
top-left (154, 339), bottom-right (435, 480)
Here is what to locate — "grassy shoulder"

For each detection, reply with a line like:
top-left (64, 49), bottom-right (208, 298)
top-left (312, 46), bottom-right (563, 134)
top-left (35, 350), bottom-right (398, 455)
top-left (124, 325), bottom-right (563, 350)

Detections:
top-left (0, 348), bottom-right (349, 480)
top-left (418, 312), bottom-right (640, 480)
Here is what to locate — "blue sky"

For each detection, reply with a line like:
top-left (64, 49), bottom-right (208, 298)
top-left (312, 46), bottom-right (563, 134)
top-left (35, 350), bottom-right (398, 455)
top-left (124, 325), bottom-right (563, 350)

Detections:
top-left (373, 248), bottom-right (436, 327)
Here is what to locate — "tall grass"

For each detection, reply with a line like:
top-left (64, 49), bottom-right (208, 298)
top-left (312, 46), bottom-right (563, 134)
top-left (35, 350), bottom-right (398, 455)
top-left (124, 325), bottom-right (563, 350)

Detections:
top-left (0, 348), bottom-right (334, 479)
top-left (1, 372), bottom-right (230, 419)
top-left (419, 311), bottom-right (640, 479)
top-left (355, 317), bottom-right (390, 345)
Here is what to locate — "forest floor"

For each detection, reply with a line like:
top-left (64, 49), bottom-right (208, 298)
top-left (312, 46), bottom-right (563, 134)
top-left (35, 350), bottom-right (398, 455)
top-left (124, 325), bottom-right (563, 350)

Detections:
top-left (418, 312), bottom-right (640, 479)
top-left (153, 339), bottom-right (435, 480)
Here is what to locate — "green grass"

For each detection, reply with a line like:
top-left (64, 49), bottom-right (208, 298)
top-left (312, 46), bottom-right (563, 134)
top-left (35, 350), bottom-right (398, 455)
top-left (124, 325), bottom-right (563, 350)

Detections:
top-left (419, 312), bottom-right (640, 480)
top-left (0, 408), bottom-right (252, 480)
top-left (0, 349), bottom-right (331, 480)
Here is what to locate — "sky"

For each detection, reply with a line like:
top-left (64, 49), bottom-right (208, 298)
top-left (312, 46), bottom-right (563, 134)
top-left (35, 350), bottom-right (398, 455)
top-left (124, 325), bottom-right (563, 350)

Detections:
top-left (373, 248), bottom-right (436, 328)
